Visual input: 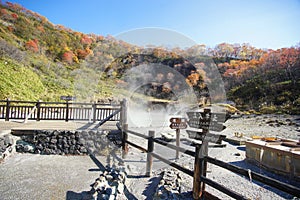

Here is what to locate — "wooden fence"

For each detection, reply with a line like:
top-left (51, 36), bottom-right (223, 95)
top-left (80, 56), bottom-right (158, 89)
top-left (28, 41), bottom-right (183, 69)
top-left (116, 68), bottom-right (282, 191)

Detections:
top-left (0, 99), bottom-right (123, 122)
top-left (120, 124), bottom-right (300, 199)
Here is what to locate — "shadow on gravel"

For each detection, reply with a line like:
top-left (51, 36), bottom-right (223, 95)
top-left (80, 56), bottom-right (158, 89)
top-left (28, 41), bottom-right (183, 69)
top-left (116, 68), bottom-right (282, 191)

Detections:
top-left (66, 191), bottom-right (90, 200)
top-left (236, 146), bottom-right (246, 151)
top-left (230, 160), bottom-right (299, 199)
top-left (89, 153), bottom-right (106, 171)
top-left (77, 123), bottom-right (94, 130)
top-left (142, 176), bottom-right (161, 200)
top-left (66, 153), bottom-right (139, 200)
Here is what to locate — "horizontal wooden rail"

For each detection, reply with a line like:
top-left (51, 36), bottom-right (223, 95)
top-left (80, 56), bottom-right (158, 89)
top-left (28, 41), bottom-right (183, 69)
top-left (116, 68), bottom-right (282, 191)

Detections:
top-left (125, 129), bottom-right (149, 140)
top-left (200, 176), bottom-right (248, 200)
top-left (153, 138), bottom-right (195, 157)
top-left (126, 140), bottom-right (147, 152)
top-left (0, 99), bottom-right (122, 122)
top-left (151, 152), bottom-right (194, 176)
top-left (205, 156), bottom-right (300, 198)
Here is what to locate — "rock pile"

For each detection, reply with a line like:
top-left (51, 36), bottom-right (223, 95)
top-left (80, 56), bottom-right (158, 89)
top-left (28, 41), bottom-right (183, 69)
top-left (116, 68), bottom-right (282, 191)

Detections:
top-left (0, 134), bottom-right (14, 161)
top-left (89, 167), bottom-right (127, 200)
top-left (16, 130), bottom-right (121, 155)
top-left (154, 168), bottom-right (184, 200)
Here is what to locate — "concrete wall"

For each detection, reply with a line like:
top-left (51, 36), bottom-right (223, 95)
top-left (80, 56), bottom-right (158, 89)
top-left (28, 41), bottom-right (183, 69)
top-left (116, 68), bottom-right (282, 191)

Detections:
top-left (246, 140), bottom-right (300, 180)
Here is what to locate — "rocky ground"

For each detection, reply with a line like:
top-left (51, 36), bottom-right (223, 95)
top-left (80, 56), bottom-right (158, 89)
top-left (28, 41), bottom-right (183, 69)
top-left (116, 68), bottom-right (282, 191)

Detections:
top-left (0, 114), bottom-right (300, 200)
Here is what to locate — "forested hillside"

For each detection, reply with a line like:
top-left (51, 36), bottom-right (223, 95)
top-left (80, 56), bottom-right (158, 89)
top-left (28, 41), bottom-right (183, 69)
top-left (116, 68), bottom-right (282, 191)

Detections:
top-left (0, 2), bottom-right (299, 113)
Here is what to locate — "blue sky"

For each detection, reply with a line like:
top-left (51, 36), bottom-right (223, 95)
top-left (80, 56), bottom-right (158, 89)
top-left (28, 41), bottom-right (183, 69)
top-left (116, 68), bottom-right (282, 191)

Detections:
top-left (6, 0), bottom-right (300, 49)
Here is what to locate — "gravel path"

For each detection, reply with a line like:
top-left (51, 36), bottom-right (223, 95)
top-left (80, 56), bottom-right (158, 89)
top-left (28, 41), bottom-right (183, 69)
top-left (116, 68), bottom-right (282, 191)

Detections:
top-left (0, 154), bottom-right (104, 200)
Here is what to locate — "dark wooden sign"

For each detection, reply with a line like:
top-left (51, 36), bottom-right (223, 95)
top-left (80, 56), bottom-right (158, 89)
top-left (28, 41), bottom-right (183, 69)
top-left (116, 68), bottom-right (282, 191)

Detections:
top-left (169, 117), bottom-right (187, 129)
top-left (187, 109), bottom-right (226, 132)
top-left (186, 130), bottom-right (226, 144)
top-left (186, 108), bottom-right (227, 141)
top-left (60, 96), bottom-right (76, 101)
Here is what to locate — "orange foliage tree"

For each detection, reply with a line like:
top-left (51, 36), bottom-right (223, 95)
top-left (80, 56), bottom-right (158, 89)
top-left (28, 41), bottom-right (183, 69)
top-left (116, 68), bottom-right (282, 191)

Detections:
top-left (25, 39), bottom-right (39, 53)
top-left (61, 51), bottom-right (74, 64)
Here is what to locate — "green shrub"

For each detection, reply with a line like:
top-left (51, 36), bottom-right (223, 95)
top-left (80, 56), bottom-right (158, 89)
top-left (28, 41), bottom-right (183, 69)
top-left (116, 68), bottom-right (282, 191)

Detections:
top-left (259, 105), bottom-right (277, 114)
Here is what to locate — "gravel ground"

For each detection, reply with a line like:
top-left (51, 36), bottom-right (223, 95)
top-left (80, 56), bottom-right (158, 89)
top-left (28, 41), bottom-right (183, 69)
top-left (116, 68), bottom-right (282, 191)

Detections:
top-left (0, 154), bottom-right (101, 200)
top-left (0, 114), bottom-right (300, 200)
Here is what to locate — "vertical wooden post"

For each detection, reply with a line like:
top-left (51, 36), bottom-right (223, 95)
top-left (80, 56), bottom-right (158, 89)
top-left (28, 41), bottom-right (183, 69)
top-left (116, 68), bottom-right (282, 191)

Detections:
top-left (120, 98), bottom-right (127, 126)
top-left (200, 140), bottom-right (208, 194)
top-left (193, 141), bottom-right (208, 199)
top-left (146, 130), bottom-right (155, 177)
top-left (176, 128), bottom-right (180, 159)
top-left (122, 123), bottom-right (129, 158)
top-left (5, 98), bottom-right (10, 121)
top-left (193, 144), bottom-right (202, 199)
top-left (65, 100), bottom-right (69, 122)
top-left (92, 102), bottom-right (96, 123)
top-left (36, 100), bottom-right (41, 121)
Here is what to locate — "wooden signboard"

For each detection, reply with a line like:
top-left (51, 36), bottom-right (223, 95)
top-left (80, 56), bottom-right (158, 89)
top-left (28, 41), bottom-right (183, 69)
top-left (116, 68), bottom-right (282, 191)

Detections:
top-left (60, 96), bottom-right (76, 101)
top-left (187, 109), bottom-right (226, 132)
top-left (186, 108), bottom-right (227, 142)
top-left (169, 117), bottom-right (187, 129)
top-left (169, 117), bottom-right (187, 159)
top-left (186, 130), bottom-right (226, 144)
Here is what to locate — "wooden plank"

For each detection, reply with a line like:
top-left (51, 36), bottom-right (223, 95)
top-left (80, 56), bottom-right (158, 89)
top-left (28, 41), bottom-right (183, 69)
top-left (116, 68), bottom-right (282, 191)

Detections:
top-left (188, 119), bottom-right (225, 131)
top-left (186, 130), bottom-right (226, 144)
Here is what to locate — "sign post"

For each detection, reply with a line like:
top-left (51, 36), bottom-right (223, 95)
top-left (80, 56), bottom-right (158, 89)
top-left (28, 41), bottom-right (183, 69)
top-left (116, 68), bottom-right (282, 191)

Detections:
top-left (186, 108), bottom-right (227, 199)
top-left (169, 117), bottom-right (187, 159)
top-left (60, 96), bottom-right (76, 122)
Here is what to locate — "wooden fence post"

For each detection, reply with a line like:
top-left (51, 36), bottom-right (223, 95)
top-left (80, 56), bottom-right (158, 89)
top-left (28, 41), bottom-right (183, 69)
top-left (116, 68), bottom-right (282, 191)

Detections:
top-left (146, 130), bottom-right (155, 177)
top-left (65, 101), bottom-right (69, 122)
top-left (120, 98), bottom-right (127, 125)
top-left (193, 141), bottom-right (208, 199)
top-left (5, 98), bottom-right (10, 121)
top-left (122, 123), bottom-right (129, 158)
top-left (193, 144), bottom-right (202, 199)
top-left (92, 102), bottom-right (96, 123)
top-left (36, 100), bottom-right (41, 121)
top-left (200, 141), bottom-right (208, 194)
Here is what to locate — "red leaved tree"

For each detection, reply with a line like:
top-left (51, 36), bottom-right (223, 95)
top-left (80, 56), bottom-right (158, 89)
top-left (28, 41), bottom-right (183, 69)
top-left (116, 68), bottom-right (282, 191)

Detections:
top-left (61, 51), bottom-right (74, 64)
top-left (25, 39), bottom-right (39, 53)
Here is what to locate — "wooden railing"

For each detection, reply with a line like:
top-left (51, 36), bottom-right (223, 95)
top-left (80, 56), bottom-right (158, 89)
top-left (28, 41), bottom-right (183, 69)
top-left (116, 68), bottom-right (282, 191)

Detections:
top-left (0, 99), bottom-right (122, 122)
top-left (120, 124), bottom-right (300, 199)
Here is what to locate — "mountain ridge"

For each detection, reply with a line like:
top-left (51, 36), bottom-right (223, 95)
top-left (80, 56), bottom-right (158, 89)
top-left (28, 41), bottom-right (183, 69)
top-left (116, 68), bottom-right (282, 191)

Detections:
top-left (0, 1), bottom-right (299, 113)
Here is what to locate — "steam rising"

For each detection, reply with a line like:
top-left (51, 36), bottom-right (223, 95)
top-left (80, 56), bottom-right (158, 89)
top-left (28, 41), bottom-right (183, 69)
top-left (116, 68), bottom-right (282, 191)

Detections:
top-left (121, 63), bottom-right (198, 128)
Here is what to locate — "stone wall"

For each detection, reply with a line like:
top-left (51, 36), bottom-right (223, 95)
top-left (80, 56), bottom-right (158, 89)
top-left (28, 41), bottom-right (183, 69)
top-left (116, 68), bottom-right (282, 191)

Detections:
top-left (16, 129), bottom-right (122, 156)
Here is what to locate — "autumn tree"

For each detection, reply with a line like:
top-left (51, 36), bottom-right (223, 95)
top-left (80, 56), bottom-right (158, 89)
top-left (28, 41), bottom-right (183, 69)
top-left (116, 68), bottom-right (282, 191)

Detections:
top-left (279, 47), bottom-right (300, 85)
top-left (25, 39), bottom-right (39, 53)
top-left (61, 51), bottom-right (74, 64)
